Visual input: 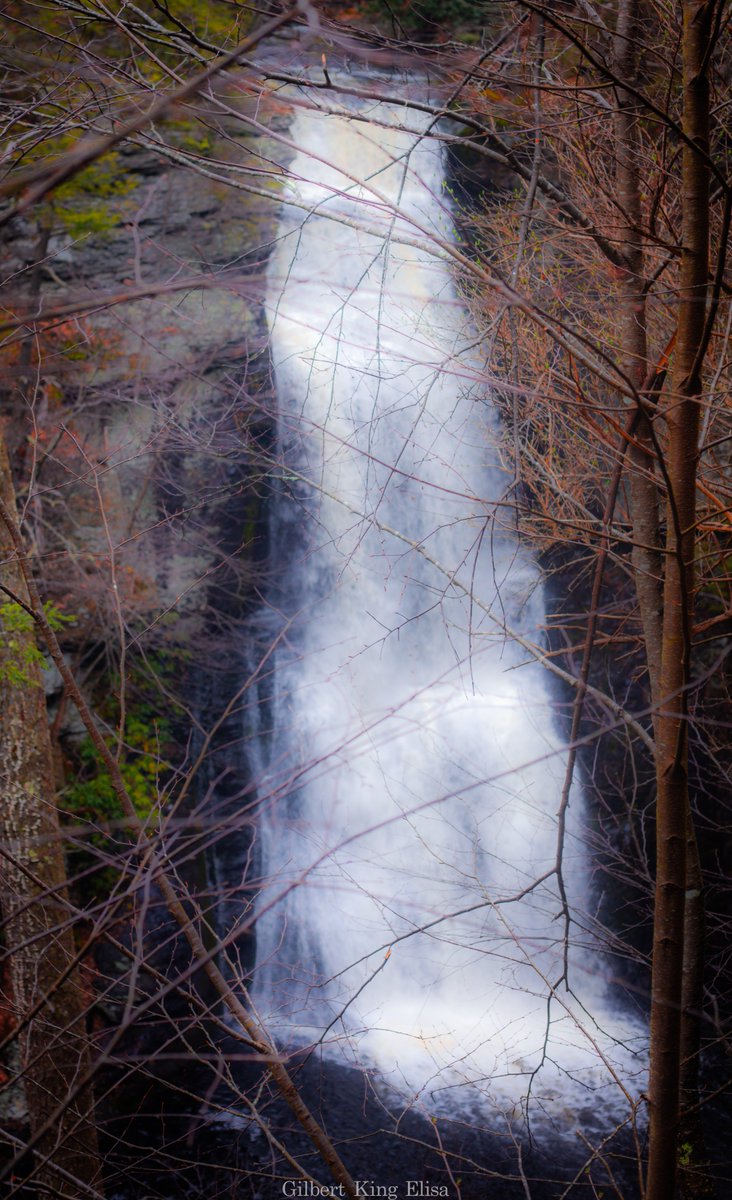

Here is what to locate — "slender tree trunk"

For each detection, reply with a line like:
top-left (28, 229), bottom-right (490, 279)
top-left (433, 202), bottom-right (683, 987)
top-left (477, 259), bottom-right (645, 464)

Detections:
top-left (678, 817), bottom-right (714, 1198)
top-left (614, 0), bottom-right (665, 696)
top-left (645, 4), bottom-right (713, 1198)
top-left (0, 437), bottom-right (102, 1198)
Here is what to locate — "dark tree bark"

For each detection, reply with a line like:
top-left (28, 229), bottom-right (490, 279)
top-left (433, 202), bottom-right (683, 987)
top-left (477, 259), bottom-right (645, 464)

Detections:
top-left (613, 0), bottom-right (664, 697)
top-left (645, 3), bottom-right (714, 1198)
top-left (0, 439), bottom-right (102, 1197)
top-left (679, 817), bottom-right (714, 1199)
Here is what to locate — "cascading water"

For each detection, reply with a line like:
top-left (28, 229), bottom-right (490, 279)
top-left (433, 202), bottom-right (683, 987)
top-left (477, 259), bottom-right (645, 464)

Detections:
top-left (255, 91), bottom-right (641, 1122)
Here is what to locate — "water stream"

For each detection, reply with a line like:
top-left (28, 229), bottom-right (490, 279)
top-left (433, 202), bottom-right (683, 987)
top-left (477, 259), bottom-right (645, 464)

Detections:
top-left (254, 93), bottom-right (640, 1121)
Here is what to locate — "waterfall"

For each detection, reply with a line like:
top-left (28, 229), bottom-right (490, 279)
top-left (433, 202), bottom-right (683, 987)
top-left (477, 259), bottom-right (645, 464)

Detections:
top-left (254, 92), bottom-right (640, 1119)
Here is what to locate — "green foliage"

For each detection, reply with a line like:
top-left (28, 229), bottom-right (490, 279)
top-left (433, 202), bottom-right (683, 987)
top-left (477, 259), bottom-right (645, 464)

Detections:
top-left (0, 601), bottom-right (75, 687)
top-left (63, 710), bottom-right (170, 899)
top-left (65, 713), bottom-right (169, 828)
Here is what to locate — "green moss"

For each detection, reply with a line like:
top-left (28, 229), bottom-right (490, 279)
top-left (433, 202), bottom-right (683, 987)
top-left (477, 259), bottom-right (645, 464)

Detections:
top-left (165, 116), bottom-right (216, 156)
top-left (166, 0), bottom-right (248, 46)
top-left (53, 148), bottom-right (137, 239)
top-left (18, 131), bottom-right (137, 240)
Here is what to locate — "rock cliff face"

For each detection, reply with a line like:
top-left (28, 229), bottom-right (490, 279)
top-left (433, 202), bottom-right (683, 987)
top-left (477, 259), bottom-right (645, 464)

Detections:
top-left (1, 89), bottom-right (289, 1134)
top-left (4, 109), bottom-right (285, 657)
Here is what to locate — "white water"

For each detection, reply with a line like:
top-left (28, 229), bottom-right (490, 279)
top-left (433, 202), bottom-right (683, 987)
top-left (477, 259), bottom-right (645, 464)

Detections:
top-left (255, 96), bottom-right (641, 1121)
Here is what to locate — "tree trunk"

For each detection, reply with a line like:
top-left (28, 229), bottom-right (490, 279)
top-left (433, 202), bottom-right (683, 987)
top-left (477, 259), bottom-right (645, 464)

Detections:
top-left (0, 436), bottom-right (102, 1198)
top-left (613, 0), bottom-right (664, 696)
top-left (678, 815), bottom-right (714, 1198)
top-left (645, 4), bottom-right (713, 1198)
